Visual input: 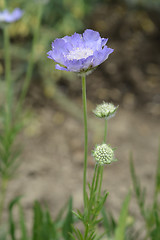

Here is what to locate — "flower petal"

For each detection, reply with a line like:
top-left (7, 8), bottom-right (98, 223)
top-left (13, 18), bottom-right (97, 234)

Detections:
top-left (83, 29), bottom-right (100, 42)
top-left (48, 39), bottom-right (68, 65)
top-left (83, 29), bottom-right (102, 51)
top-left (101, 38), bottom-right (108, 47)
top-left (63, 32), bottom-right (84, 48)
top-left (64, 59), bottom-right (83, 72)
top-left (92, 46), bottom-right (114, 67)
top-left (55, 64), bottom-right (69, 71)
top-left (64, 55), bottom-right (94, 72)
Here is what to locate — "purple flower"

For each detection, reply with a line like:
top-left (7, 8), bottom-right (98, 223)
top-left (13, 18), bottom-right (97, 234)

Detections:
top-left (47, 29), bottom-right (114, 73)
top-left (0, 8), bottom-right (24, 23)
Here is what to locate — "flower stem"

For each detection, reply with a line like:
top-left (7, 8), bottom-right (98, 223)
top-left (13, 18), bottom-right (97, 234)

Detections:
top-left (104, 119), bottom-right (108, 143)
top-left (4, 26), bottom-right (12, 130)
top-left (99, 120), bottom-right (108, 197)
top-left (98, 166), bottom-right (104, 197)
top-left (0, 177), bottom-right (8, 223)
top-left (0, 0), bottom-right (11, 223)
top-left (81, 74), bottom-right (88, 210)
top-left (84, 164), bottom-right (98, 239)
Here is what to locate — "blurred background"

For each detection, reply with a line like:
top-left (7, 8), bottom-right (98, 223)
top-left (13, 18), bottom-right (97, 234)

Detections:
top-left (0, 0), bottom-right (160, 234)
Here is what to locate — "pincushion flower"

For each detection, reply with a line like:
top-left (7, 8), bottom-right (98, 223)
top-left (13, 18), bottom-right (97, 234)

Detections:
top-left (47, 29), bottom-right (114, 74)
top-left (0, 8), bottom-right (24, 23)
top-left (92, 143), bottom-right (116, 165)
top-left (93, 102), bottom-right (118, 120)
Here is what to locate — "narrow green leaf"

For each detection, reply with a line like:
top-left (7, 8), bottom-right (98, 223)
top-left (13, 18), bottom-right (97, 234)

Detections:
top-left (95, 232), bottom-right (105, 240)
top-left (88, 230), bottom-right (96, 240)
top-left (154, 143), bottom-right (160, 198)
top-left (55, 199), bottom-right (70, 223)
top-left (8, 196), bottom-right (22, 240)
top-left (71, 226), bottom-right (83, 240)
top-left (130, 155), bottom-right (146, 218)
top-left (114, 192), bottom-right (131, 240)
top-left (32, 201), bottom-right (43, 240)
top-left (72, 210), bottom-right (83, 220)
top-left (101, 207), bottom-right (115, 237)
top-left (62, 197), bottom-right (73, 240)
top-left (18, 203), bottom-right (28, 240)
top-left (45, 210), bottom-right (58, 239)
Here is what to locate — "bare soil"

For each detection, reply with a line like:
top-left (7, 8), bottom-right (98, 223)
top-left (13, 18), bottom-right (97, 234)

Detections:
top-left (6, 103), bottom-right (160, 236)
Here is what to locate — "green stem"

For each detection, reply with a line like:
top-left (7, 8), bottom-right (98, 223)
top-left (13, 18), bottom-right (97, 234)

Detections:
top-left (94, 166), bottom-right (101, 191)
top-left (0, 177), bottom-right (8, 223)
top-left (99, 120), bottom-right (108, 197)
top-left (87, 164), bottom-right (98, 217)
top-left (98, 166), bottom-right (104, 197)
top-left (84, 224), bottom-right (89, 240)
top-left (2, 0), bottom-right (6, 9)
top-left (84, 165), bottom-right (98, 239)
top-left (17, 4), bottom-right (43, 114)
top-left (0, 0), bottom-right (11, 222)
top-left (81, 74), bottom-right (88, 210)
top-left (4, 26), bottom-right (12, 130)
top-left (104, 119), bottom-right (108, 143)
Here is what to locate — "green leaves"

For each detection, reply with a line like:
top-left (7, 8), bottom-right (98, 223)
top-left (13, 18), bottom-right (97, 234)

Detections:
top-left (62, 197), bottom-right (73, 240)
top-left (130, 146), bottom-right (160, 240)
top-left (130, 155), bottom-right (146, 219)
top-left (154, 143), bottom-right (160, 198)
top-left (71, 165), bottom-right (109, 240)
top-left (114, 192), bottom-right (131, 240)
top-left (7, 197), bottom-right (74, 240)
top-left (32, 201), bottom-right (58, 240)
top-left (0, 106), bottom-right (23, 180)
top-left (101, 208), bottom-right (116, 238)
top-left (102, 192), bottom-right (132, 240)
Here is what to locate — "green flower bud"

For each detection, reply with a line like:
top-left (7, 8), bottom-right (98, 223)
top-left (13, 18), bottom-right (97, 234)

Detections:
top-left (93, 102), bottom-right (118, 120)
top-left (92, 143), bottom-right (116, 165)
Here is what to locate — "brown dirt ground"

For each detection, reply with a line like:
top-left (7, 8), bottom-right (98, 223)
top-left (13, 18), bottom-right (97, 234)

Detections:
top-left (6, 102), bottom-right (160, 237)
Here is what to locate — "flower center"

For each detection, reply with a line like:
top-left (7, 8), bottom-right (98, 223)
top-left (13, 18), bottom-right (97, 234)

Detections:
top-left (67, 47), bottom-right (93, 60)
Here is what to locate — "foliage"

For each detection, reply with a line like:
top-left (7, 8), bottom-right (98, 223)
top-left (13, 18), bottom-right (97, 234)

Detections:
top-left (130, 145), bottom-right (160, 240)
top-left (102, 192), bottom-right (140, 240)
top-left (71, 165), bottom-right (109, 240)
top-left (0, 197), bottom-right (74, 240)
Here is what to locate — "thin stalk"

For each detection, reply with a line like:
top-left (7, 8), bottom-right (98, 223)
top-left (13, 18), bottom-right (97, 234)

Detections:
top-left (153, 142), bottom-right (160, 204)
top-left (84, 164), bottom-right (98, 239)
top-left (4, 26), bottom-right (12, 130)
top-left (98, 166), bottom-right (104, 197)
top-left (17, 4), bottom-right (43, 113)
top-left (0, 177), bottom-right (8, 223)
top-left (84, 224), bottom-right (89, 240)
top-left (98, 120), bottom-right (108, 197)
top-left (81, 74), bottom-right (88, 210)
top-left (94, 166), bottom-right (101, 191)
top-left (104, 119), bottom-right (108, 143)
top-left (87, 164), bottom-right (98, 218)
top-left (2, 0), bottom-right (6, 9)
top-left (0, 0), bottom-right (12, 222)
top-left (91, 164), bottom-right (98, 192)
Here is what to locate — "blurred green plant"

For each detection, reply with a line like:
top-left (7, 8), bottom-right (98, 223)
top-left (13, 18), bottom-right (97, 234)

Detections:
top-left (0, 0), bottom-right (103, 118)
top-left (0, 0), bottom-right (44, 222)
top-left (130, 144), bottom-right (160, 240)
top-left (101, 192), bottom-right (140, 240)
top-left (0, 196), bottom-right (74, 240)
top-left (0, 193), bottom-right (133, 240)
top-left (124, 0), bottom-right (160, 10)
